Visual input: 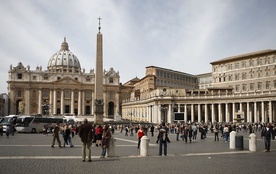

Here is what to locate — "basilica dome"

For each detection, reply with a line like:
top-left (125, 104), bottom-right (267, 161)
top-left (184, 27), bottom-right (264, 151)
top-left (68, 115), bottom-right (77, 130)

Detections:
top-left (47, 38), bottom-right (81, 73)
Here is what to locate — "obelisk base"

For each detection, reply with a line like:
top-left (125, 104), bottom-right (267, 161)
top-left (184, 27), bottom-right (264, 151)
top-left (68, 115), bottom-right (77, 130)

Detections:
top-left (94, 104), bottom-right (104, 125)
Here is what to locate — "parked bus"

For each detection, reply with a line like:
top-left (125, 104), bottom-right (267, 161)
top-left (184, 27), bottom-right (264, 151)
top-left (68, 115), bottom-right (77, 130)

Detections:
top-left (15, 116), bottom-right (65, 133)
top-left (1, 115), bottom-right (18, 132)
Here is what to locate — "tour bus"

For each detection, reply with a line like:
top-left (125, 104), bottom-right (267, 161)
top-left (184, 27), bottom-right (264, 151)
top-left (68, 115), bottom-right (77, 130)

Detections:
top-left (15, 116), bottom-right (65, 133)
top-left (1, 115), bottom-right (19, 132)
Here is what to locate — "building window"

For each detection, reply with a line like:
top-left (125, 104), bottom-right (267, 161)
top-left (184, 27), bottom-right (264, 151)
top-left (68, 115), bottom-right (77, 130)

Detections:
top-left (17, 73), bottom-right (22, 79)
top-left (109, 78), bottom-right (114, 83)
top-left (258, 82), bottom-right (262, 90)
top-left (228, 75), bottom-right (232, 81)
top-left (75, 78), bottom-right (78, 81)
top-left (235, 85), bottom-right (240, 91)
top-left (65, 90), bottom-right (70, 99)
top-left (32, 76), bottom-right (36, 80)
top-left (242, 84), bottom-right (247, 91)
top-left (257, 58), bottom-right (262, 65)
top-left (44, 76), bottom-right (48, 80)
top-left (250, 83), bottom-right (254, 91)
top-left (74, 91), bottom-right (78, 99)
top-left (274, 81), bottom-right (276, 88)
top-left (235, 73), bottom-right (239, 80)
top-left (109, 92), bottom-right (114, 99)
top-left (85, 91), bottom-right (91, 100)
top-left (242, 73), bottom-right (246, 80)
top-left (266, 81), bottom-right (270, 89)
top-left (249, 60), bottom-right (254, 67)
top-left (242, 61), bottom-right (246, 68)
top-left (228, 64), bottom-right (232, 70)
top-left (42, 90), bottom-right (49, 98)
top-left (57, 77), bottom-right (61, 80)
top-left (17, 89), bottom-right (22, 97)
top-left (86, 78), bottom-right (91, 82)
top-left (235, 63), bottom-right (239, 69)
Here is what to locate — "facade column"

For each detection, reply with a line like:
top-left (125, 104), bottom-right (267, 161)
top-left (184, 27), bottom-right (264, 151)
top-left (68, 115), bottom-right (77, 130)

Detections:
top-left (168, 104), bottom-right (172, 124)
top-left (70, 90), bottom-right (74, 115)
top-left (211, 104), bottom-right (215, 122)
top-left (198, 104), bottom-right (201, 123)
top-left (60, 90), bottom-right (64, 115)
top-left (191, 104), bottom-right (194, 122)
top-left (53, 89), bottom-right (57, 115)
top-left (269, 101), bottom-right (272, 123)
top-left (232, 103), bottom-right (235, 122)
top-left (218, 103), bottom-right (222, 122)
top-left (178, 104), bottom-right (180, 113)
top-left (82, 91), bottom-right (85, 115)
top-left (246, 102), bottom-right (250, 123)
top-left (254, 102), bottom-right (257, 122)
top-left (261, 101), bottom-right (265, 122)
top-left (78, 90), bottom-right (81, 115)
top-left (38, 89), bottom-right (42, 115)
top-left (49, 89), bottom-right (53, 116)
top-left (184, 104), bottom-right (187, 123)
top-left (205, 104), bottom-right (208, 123)
top-left (24, 88), bottom-right (30, 115)
top-left (225, 103), bottom-right (229, 122)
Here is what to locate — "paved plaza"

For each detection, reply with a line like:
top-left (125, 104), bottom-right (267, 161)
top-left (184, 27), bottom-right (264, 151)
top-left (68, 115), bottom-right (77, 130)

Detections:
top-left (0, 130), bottom-right (275, 174)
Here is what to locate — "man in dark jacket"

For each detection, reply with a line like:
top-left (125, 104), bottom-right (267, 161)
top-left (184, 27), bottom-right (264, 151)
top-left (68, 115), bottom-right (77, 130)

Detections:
top-left (261, 123), bottom-right (272, 152)
top-left (79, 119), bottom-right (93, 162)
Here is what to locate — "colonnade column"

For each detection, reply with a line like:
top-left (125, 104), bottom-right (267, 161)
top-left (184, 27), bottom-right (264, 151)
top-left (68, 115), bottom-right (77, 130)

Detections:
top-left (77, 90), bottom-right (81, 115)
top-left (82, 91), bottom-right (85, 115)
top-left (198, 104), bottom-right (201, 123)
top-left (53, 89), bottom-right (56, 115)
top-left (225, 103), bottom-right (229, 122)
top-left (232, 103), bottom-right (235, 122)
top-left (70, 90), bottom-right (74, 115)
top-left (38, 89), bottom-right (42, 115)
top-left (211, 104), bottom-right (215, 122)
top-left (246, 102), bottom-right (250, 123)
top-left (191, 104), bottom-right (194, 122)
top-left (60, 90), bottom-right (64, 115)
top-left (49, 89), bottom-right (52, 115)
top-left (205, 104), bottom-right (208, 123)
top-left (184, 104), bottom-right (187, 123)
top-left (218, 103), bottom-right (222, 122)
top-left (168, 104), bottom-right (172, 124)
top-left (261, 102), bottom-right (265, 122)
top-left (269, 101), bottom-right (272, 123)
top-left (254, 102), bottom-right (257, 122)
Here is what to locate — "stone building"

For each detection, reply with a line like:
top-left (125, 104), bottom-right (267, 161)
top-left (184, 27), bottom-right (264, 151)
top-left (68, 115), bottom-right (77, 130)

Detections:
top-left (7, 38), bottom-right (129, 118)
top-left (122, 49), bottom-right (276, 124)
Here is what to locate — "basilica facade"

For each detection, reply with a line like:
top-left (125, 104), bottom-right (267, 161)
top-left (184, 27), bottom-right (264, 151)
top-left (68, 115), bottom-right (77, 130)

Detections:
top-left (7, 38), bottom-right (129, 118)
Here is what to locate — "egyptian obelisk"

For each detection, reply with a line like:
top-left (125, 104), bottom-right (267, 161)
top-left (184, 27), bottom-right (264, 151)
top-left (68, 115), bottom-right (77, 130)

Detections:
top-left (94, 17), bottom-right (104, 125)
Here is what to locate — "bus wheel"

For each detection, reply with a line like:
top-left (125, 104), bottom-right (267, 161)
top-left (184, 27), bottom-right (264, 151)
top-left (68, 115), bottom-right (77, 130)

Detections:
top-left (31, 128), bottom-right (36, 133)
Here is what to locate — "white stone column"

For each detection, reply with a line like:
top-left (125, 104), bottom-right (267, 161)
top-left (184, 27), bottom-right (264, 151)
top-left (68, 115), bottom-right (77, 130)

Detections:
top-left (184, 104), bottom-right (187, 123)
top-left (168, 104), bottom-right (172, 124)
top-left (205, 104), bottom-right (208, 123)
top-left (24, 88), bottom-right (30, 115)
top-left (211, 104), bottom-right (215, 122)
top-left (261, 101), bottom-right (265, 122)
top-left (218, 103), bottom-right (222, 122)
top-left (53, 89), bottom-right (57, 115)
top-left (247, 102), bottom-right (250, 123)
top-left (254, 102), bottom-right (257, 123)
top-left (82, 91), bottom-right (85, 115)
top-left (198, 104), bottom-right (201, 123)
top-left (38, 89), bottom-right (42, 115)
top-left (78, 90), bottom-right (82, 115)
top-left (49, 89), bottom-right (53, 115)
top-left (225, 103), bottom-right (229, 122)
top-left (178, 104), bottom-right (180, 113)
top-left (191, 104), bottom-right (194, 122)
top-left (70, 90), bottom-right (74, 115)
top-left (232, 103), bottom-right (235, 122)
top-left (269, 101), bottom-right (272, 123)
top-left (61, 90), bottom-right (64, 115)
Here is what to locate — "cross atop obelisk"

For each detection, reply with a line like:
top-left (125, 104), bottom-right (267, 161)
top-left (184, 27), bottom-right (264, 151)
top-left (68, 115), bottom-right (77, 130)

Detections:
top-left (94, 17), bottom-right (104, 124)
top-left (98, 17), bottom-right (102, 32)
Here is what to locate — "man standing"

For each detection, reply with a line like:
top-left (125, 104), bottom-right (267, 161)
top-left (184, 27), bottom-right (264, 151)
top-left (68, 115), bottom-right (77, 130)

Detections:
top-left (79, 119), bottom-right (93, 162)
top-left (51, 122), bottom-right (62, 148)
top-left (261, 123), bottom-right (272, 152)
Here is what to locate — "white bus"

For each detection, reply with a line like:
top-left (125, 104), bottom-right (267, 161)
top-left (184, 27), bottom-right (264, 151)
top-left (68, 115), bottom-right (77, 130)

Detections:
top-left (1, 115), bottom-right (19, 132)
top-left (15, 116), bottom-right (65, 133)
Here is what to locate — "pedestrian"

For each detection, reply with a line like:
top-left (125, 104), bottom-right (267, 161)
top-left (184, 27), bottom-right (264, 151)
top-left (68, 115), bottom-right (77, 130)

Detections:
top-left (192, 123), bottom-right (198, 141)
top-left (6, 124), bottom-right (10, 138)
top-left (0, 124), bottom-right (3, 136)
top-left (175, 125), bottom-right (180, 141)
top-left (261, 123), bottom-right (272, 152)
top-left (125, 125), bottom-right (129, 136)
top-left (51, 122), bottom-right (62, 148)
top-left (101, 125), bottom-right (111, 158)
top-left (137, 126), bottom-right (144, 149)
top-left (223, 125), bottom-right (229, 142)
top-left (150, 125), bottom-right (154, 137)
top-left (95, 125), bottom-right (103, 147)
top-left (79, 119), bottom-right (94, 162)
top-left (63, 124), bottom-right (74, 147)
top-left (214, 124), bottom-right (219, 141)
top-left (157, 123), bottom-right (170, 156)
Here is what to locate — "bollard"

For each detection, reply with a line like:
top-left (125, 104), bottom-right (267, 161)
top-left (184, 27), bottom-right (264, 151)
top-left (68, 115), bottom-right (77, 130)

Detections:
top-left (249, 133), bottom-right (257, 152)
top-left (235, 135), bottom-right (244, 150)
top-left (140, 136), bottom-right (150, 157)
top-left (229, 131), bottom-right (236, 149)
top-left (107, 136), bottom-right (116, 157)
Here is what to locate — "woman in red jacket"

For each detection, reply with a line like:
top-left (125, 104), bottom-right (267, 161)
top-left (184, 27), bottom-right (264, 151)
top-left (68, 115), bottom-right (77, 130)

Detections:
top-left (137, 125), bottom-right (144, 149)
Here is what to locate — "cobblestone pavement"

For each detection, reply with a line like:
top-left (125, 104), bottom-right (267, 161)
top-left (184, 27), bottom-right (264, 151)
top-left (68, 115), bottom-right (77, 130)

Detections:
top-left (0, 130), bottom-right (275, 174)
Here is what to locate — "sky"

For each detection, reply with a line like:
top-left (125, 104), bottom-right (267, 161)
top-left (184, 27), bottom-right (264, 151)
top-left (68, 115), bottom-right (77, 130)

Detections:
top-left (0, 0), bottom-right (276, 94)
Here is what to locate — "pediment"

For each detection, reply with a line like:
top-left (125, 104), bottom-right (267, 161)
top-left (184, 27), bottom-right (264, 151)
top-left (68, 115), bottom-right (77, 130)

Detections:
top-left (55, 76), bottom-right (80, 84)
